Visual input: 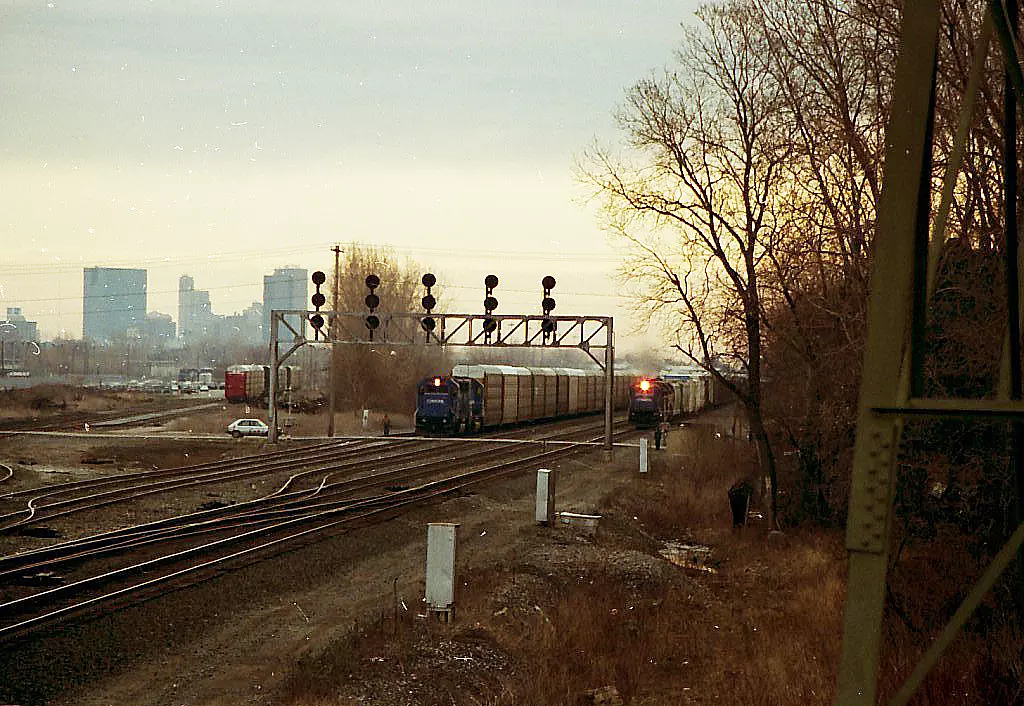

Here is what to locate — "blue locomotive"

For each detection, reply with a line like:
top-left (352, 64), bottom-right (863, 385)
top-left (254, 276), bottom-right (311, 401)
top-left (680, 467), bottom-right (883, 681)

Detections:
top-left (628, 373), bottom-right (716, 428)
top-left (415, 375), bottom-right (484, 434)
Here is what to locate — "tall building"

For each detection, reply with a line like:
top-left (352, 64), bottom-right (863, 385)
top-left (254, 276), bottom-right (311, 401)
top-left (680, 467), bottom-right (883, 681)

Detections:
top-left (222, 301), bottom-right (264, 344)
top-left (263, 268), bottom-right (308, 342)
top-left (0, 307), bottom-right (38, 373)
top-left (178, 275), bottom-right (262, 343)
top-left (83, 267), bottom-right (147, 342)
top-left (178, 274), bottom-right (214, 341)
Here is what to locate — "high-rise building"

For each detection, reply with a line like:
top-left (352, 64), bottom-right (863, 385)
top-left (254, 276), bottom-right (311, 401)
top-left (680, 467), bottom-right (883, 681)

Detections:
top-left (177, 274), bottom-right (214, 341)
top-left (83, 267), bottom-right (147, 342)
top-left (0, 307), bottom-right (38, 373)
top-left (263, 268), bottom-right (308, 342)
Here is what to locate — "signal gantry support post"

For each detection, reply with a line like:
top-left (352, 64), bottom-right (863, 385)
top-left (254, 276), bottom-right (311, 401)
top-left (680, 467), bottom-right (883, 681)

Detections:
top-left (269, 315), bottom-right (279, 443)
top-left (267, 310), bottom-right (309, 444)
top-left (266, 310), bottom-right (617, 449)
top-left (604, 318), bottom-right (614, 453)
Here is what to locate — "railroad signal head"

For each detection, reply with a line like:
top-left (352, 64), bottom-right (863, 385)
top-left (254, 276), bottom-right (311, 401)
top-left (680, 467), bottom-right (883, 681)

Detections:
top-left (421, 274), bottom-right (437, 337)
top-left (541, 275), bottom-right (556, 316)
top-left (541, 317), bottom-right (556, 334)
top-left (364, 275), bottom-right (381, 335)
top-left (483, 274), bottom-right (498, 315)
top-left (365, 273), bottom-right (381, 314)
top-left (310, 313), bottom-right (325, 330)
top-left (311, 271), bottom-right (327, 317)
top-left (482, 317), bottom-right (497, 333)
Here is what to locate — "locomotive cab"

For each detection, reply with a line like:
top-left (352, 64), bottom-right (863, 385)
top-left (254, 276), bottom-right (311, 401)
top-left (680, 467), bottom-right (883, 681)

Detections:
top-left (629, 378), bottom-right (665, 428)
top-left (415, 375), bottom-right (483, 434)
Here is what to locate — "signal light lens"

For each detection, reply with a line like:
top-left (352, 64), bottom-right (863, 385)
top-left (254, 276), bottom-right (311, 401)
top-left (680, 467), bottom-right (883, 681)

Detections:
top-left (311, 292), bottom-right (326, 308)
top-left (421, 316), bottom-right (436, 332)
top-left (310, 314), bottom-right (324, 329)
top-left (422, 294), bottom-right (436, 311)
top-left (312, 271), bottom-right (326, 285)
top-left (541, 297), bottom-right (556, 312)
top-left (483, 296), bottom-right (498, 312)
top-left (482, 317), bottom-right (497, 333)
top-left (484, 274), bottom-right (499, 289)
top-left (365, 274), bottom-right (380, 289)
top-left (422, 273), bottom-right (436, 288)
top-left (365, 293), bottom-right (380, 310)
top-left (541, 317), bottom-right (555, 333)
top-left (640, 379), bottom-right (651, 392)
top-left (365, 314), bottom-right (380, 330)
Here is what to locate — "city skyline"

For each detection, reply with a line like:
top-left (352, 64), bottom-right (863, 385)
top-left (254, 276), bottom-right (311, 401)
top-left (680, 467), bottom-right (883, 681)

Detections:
top-left (6, 251), bottom-right (640, 343)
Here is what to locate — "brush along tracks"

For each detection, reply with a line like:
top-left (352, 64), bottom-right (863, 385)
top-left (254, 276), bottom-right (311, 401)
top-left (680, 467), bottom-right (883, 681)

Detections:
top-left (0, 418), bottom-right (635, 641)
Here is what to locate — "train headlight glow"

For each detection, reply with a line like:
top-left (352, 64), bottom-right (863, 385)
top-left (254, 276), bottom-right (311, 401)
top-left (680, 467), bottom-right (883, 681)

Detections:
top-left (639, 379), bottom-right (651, 392)
top-left (433, 377), bottom-right (442, 387)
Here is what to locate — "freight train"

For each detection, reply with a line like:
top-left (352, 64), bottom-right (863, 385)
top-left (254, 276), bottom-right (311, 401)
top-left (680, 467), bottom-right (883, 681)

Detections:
top-left (415, 364), bottom-right (636, 435)
top-left (628, 370), bottom-right (726, 428)
top-left (224, 364), bottom-right (300, 403)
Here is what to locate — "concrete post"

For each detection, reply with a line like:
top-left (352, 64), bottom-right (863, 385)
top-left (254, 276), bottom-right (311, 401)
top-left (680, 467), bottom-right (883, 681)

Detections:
top-left (425, 523), bottom-right (458, 622)
top-left (536, 468), bottom-right (556, 525)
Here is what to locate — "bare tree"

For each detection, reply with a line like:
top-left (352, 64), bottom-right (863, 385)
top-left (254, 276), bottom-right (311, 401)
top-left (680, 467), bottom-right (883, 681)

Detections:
top-left (580, 1), bottom-right (791, 526)
top-left (329, 244), bottom-right (443, 413)
top-left (747, 0), bottom-right (897, 522)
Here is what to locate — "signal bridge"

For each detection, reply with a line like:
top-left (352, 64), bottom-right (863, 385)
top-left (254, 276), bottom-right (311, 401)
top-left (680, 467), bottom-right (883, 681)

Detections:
top-left (267, 309), bottom-right (615, 447)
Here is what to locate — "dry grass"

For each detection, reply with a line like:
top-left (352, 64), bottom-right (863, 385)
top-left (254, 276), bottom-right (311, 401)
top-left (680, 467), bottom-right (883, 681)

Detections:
top-left (0, 384), bottom-right (130, 421)
top-left (275, 425), bottom-right (1021, 705)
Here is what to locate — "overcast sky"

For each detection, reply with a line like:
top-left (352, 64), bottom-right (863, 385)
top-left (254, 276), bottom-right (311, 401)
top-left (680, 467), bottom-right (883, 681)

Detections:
top-left (1, 0), bottom-right (699, 344)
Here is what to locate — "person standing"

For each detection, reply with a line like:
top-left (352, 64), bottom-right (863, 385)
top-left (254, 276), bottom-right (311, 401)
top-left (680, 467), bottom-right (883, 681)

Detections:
top-left (382, 413), bottom-right (391, 436)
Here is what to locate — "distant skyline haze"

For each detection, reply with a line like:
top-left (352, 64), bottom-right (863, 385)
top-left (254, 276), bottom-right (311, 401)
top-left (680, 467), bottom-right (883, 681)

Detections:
top-left (1, 1), bottom-right (700, 348)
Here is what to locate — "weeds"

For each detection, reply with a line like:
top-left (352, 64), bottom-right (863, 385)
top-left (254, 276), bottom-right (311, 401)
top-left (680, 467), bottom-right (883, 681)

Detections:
top-left (276, 424), bottom-right (1022, 705)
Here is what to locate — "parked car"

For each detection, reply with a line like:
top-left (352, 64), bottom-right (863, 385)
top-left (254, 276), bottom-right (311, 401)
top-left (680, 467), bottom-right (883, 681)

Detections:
top-left (227, 418), bottom-right (270, 438)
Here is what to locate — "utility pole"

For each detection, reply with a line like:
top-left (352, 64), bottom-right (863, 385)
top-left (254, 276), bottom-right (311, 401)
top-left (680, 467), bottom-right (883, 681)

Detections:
top-left (328, 244), bottom-right (342, 437)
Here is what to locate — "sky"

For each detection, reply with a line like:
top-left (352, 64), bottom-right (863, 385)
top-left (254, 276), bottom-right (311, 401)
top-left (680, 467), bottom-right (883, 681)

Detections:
top-left (1, 0), bottom-right (699, 348)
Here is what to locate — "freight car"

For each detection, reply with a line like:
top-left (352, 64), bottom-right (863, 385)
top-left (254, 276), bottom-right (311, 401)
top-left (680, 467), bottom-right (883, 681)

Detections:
top-left (628, 371), bottom-right (715, 428)
top-left (415, 364), bottom-right (635, 435)
top-left (224, 364), bottom-right (300, 403)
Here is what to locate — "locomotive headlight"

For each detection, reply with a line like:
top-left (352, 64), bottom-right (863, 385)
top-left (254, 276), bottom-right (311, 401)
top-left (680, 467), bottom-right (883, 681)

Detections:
top-left (433, 377), bottom-right (442, 387)
top-left (639, 379), bottom-right (651, 392)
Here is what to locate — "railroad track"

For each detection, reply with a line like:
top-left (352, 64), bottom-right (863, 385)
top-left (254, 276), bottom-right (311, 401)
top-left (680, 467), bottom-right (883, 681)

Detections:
top-left (0, 418), bottom-right (637, 641)
top-left (0, 400), bottom-right (220, 433)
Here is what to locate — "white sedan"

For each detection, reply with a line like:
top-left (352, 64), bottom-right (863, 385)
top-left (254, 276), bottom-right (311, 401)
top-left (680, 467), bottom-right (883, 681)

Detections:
top-left (227, 418), bottom-right (270, 438)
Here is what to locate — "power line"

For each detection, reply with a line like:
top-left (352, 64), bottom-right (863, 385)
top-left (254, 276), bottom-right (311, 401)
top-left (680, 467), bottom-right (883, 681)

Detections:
top-left (0, 244), bottom-right (333, 275)
top-left (0, 240), bottom-right (626, 275)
